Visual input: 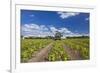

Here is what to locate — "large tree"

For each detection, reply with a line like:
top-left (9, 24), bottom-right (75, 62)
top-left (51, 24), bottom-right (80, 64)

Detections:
top-left (54, 31), bottom-right (63, 40)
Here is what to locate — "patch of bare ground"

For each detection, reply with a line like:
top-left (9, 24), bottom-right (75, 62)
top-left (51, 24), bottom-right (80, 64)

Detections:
top-left (28, 43), bottom-right (53, 62)
top-left (63, 44), bottom-right (82, 60)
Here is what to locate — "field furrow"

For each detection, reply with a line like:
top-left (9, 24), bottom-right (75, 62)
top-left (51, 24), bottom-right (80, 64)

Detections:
top-left (28, 43), bottom-right (53, 62)
top-left (63, 44), bottom-right (82, 60)
top-left (21, 38), bottom-right (89, 62)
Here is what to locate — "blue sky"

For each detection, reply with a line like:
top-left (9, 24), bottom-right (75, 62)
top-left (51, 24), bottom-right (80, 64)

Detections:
top-left (21, 10), bottom-right (89, 37)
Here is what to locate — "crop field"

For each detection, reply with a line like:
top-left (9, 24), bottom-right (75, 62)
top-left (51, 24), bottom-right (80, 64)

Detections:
top-left (21, 9), bottom-right (90, 63)
top-left (21, 38), bottom-right (89, 63)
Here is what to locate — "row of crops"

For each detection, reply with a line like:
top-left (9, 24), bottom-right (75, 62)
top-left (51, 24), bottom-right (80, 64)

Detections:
top-left (21, 38), bottom-right (89, 62)
top-left (63, 38), bottom-right (89, 59)
top-left (21, 39), bottom-right (53, 62)
top-left (47, 40), bottom-right (70, 61)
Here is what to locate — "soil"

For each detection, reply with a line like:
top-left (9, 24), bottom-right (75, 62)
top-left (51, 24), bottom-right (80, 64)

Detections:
top-left (28, 43), bottom-right (53, 62)
top-left (63, 44), bottom-right (82, 60)
top-left (28, 42), bottom-right (83, 62)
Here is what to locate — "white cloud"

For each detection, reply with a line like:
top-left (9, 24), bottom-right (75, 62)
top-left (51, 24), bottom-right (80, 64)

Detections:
top-left (21, 23), bottom-right (87, 37)
top-left (59, 28), bottom-right (72, 34)
top-left (57, 12), bottom-right (80, 19)
top-left (24, 24), bottom-right (40, 29)
top-left (40, 25), bottom-right (48, 31)
top-left (29, 14), bottom-right (35, 17)
top-left (21, 24), bottom-right (53, 37)
top-left (50, 27), bottom-right (72, 35)
top-left (85, 18), bottom-right (89, 21)
top-left (50, 26), bottom-right (58, 33)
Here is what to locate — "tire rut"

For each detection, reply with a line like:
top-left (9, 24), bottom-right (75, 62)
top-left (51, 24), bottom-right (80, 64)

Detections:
top-left (28, 43), bottom-right (53, 62)
top-left (63, 44), bottom-right (82, 60)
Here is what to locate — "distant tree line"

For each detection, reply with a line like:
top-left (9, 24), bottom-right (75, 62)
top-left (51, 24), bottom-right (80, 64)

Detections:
top-left (66, 36), bottom-right (89, 39)
top-left (21, 31), bottom-right (63, 40)
top-left (21, 31), bottom-right (89, 40)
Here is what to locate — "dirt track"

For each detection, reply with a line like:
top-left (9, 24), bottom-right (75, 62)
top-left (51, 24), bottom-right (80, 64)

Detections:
top-left (28, 42), bottom-right (83, 62)
top-left (63, 44), bottom-right (82, 60)
top-left (28, 43), bottom-right (53, 62)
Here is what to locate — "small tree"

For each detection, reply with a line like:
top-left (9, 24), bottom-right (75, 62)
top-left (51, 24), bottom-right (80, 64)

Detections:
top-left (54, 31), bottom-right (62, 40)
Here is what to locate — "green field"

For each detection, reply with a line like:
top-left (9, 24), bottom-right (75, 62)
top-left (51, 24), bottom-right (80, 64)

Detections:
top-left (21, 38), bottom-right (89, 63)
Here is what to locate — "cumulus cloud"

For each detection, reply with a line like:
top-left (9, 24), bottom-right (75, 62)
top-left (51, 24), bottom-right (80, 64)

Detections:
top-left (59, 28), bottom-right (72, 34)
top-left (21, 23), bottom-right (85, 37)
top-left (29, 14), bottom-right (35, 17)
top-left (21, 24), bottom-right (53, 37)
top-left (24, 24), bottom-right (39, 29)
top-left (50, 27), bottom-right (72, 34)
top-left (57, 12), bottom-right (80, 19)
top-left (85, 17), bottom-right (89, 21)
top-left (50, 26), bottom-right (58, 33)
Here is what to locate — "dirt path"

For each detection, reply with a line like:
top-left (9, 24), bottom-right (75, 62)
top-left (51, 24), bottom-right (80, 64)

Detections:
top-left (28, 43), bottom-right (53, 62)
top-left (63, 44), bottom-right (82, 60)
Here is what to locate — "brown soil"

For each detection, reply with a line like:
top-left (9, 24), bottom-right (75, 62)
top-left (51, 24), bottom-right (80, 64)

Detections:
top-left (63, 44), bottom-right (82, 60)
top-left (28, 43), bottom-right (53, 62)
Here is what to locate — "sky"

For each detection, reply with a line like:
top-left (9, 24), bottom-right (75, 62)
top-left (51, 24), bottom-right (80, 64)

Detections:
top-left (21, 10), bottom-right (89, 37)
